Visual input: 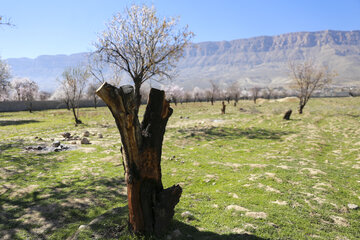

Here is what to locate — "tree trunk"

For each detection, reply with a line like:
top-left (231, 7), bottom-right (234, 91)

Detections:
top-left (71, 107), bottom-right (82, 124)
top-left (134, 81), bottom-right (142, 116)
top-left (96, 83), bottom-right (182, 236)
top-left (28, 101), bottom-right (33, 113)
top-left (221, 101), bottom-right (226, 114)
top-left (283, 109), bottom-right (292, 120)
top-left (299, 104), bottom-right (304, 114)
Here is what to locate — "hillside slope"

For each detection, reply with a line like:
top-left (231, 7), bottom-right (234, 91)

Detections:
top-left (6, 30), bottom-right (360, 91)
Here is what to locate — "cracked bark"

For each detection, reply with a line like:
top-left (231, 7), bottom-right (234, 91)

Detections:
top-left (96, 82), bottom-right (181, 236)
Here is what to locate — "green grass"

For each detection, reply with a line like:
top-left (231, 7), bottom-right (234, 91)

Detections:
top-left (1, 98), bottom-right (360, 239)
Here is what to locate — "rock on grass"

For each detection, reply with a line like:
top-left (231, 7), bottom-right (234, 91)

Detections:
top-left (245, 212), bottom-right (267, 219)
top-left (225, 205), bottom-right (249, 212)
top-left (347, 203), bottom-right (358, 210)
top-left (81, 138), bottom-right (90, 144)
top-left (181, 211), bottom-right (195, 220)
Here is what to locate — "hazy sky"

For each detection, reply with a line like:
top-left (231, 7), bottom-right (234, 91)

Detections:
top-left (1, 0), bottom-right (359, 59)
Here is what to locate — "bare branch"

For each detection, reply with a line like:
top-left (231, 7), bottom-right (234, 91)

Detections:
top-left (93, 4), bottom-right (194, 114)
top-left (289, 60), bottom-right (336, 113)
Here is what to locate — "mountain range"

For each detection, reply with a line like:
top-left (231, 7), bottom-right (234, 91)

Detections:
top-left (6, 30), bottom-right (360, 92)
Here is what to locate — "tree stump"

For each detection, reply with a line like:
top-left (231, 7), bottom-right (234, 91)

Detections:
top-left (221, 101), bottom-right (226, 114)
top-left (96, 83), bottom-right (182, 236)
top-left (283, 109), bottom-right (292, 120)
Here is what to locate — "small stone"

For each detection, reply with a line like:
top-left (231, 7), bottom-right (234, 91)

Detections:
top-left (330, 216), bottom-right (349, 227)
top-left (245, 212), bottom-right (267, 219)
top-left (181, 211), bottom-right (194, 220)
top-left (52, 141), bottom-right (61, 147)
top-left (81, 138), bottom-right (90, 144)
top-left (37, 146), bottom-right (43, 150)
top-left (98, 133), bottom-right (103, 138)
top-left (347, 203), bottom-right (359, 210)
top-left (62, 132), bottom-right (71, 138)
top-left (78, 225), bottom-right (87, 230)
top-left (54, 148), bottom-right (62, 152)
top-left (71, 141), bottom-right (77, 144)
top-left (83, 131), bottom-right (90, 137)
top-left (50, 138), bottom-right (54, 141)
top-left (225, 205), bottom-right (249, 212)
top-left (267, 222), bottom-right (279, 228)
top-left (229, 193), bottom-right (239, 199)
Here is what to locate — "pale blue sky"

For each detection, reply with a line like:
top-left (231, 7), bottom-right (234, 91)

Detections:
top-left (1, 0), bottom-right (360, 59)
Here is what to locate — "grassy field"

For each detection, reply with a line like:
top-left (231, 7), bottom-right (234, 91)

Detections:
top-left (0, 97), bottom-right (359, 240)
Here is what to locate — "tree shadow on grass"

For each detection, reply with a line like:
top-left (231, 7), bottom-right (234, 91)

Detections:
top-left (178, 126), bottom-right (293, 141)
top-left (0, 120), bottom-right (40, 126)
top-left (69, 206), bottom-right (268, 240)
top-left (0, 151), bottom-right (127, 240)
top-left (172, 220), bottom-right (268, 240)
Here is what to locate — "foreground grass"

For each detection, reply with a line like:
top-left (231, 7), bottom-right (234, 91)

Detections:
top-left (0, 97), bottom-right (359, 239)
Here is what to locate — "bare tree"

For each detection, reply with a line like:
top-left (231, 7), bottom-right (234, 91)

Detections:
top-left (251, 87), bottom-right (261, 104)
top-left (9, 78), bottom-right (39, 111)
top-left (209, 80), bottom-right (219, 105)
top-left (59, 66), bottom-right (90, 124)
top-left (192, 87), bottom-right (203, 102)
top-left (266, 87), bottom-right (274, 100)
top-left (38, 91), bottom-right (52, 101)
top-left (23, 80), bottom-right (39, 113)
top-left (163, 84), bottom-right (183, 105)
top-left (86, 82), bottom-right (100, 108)
top-left (94, 5), bottom-right (193, 115)
top-left (227, 81), bottom-right (240, 106)
top-left (289, 60), bottom-right (335, 114)
top-left (10, 78), bottom-right (24, 101)
top-left (93, 5), bottom-right (193, 236)
top-left (0, 58), bottom-right (11, 100)
top-left (88, 53), bottom-right (122, 87)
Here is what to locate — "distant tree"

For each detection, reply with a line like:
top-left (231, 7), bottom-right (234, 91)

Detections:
top-left (192, 87), bottom-right (203, 102)
top-left (59, 66), bottom-right (90, 124)
top-left (94, 4), bottom-right (194, 115)
top-left (266, 87), bottom-right (274, 100)
top-left (10, 77), bottom-right (39, 111)
top-left (289, 60), bottom-right (335, 114)
top-left (86, 82), bottom-right (100, 108)
top-left (0, 58), bottom-right (11, 100)
top-left (251, 87), bottom-right (261, 104)
top-left (183, 91), bottom-right (192, 103)
top-left (209, 80), bottom-right (219, 105)
top-left (22, 80), bottom-right (39, 112)
top-left (38, 91), bottom-right (52, 101)
top-left (11, 78), bottom-right (24, 101)
top-left (227, 81), bottom-right (240, 106)
top-left (163, 84), bottom-right (183, 105)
